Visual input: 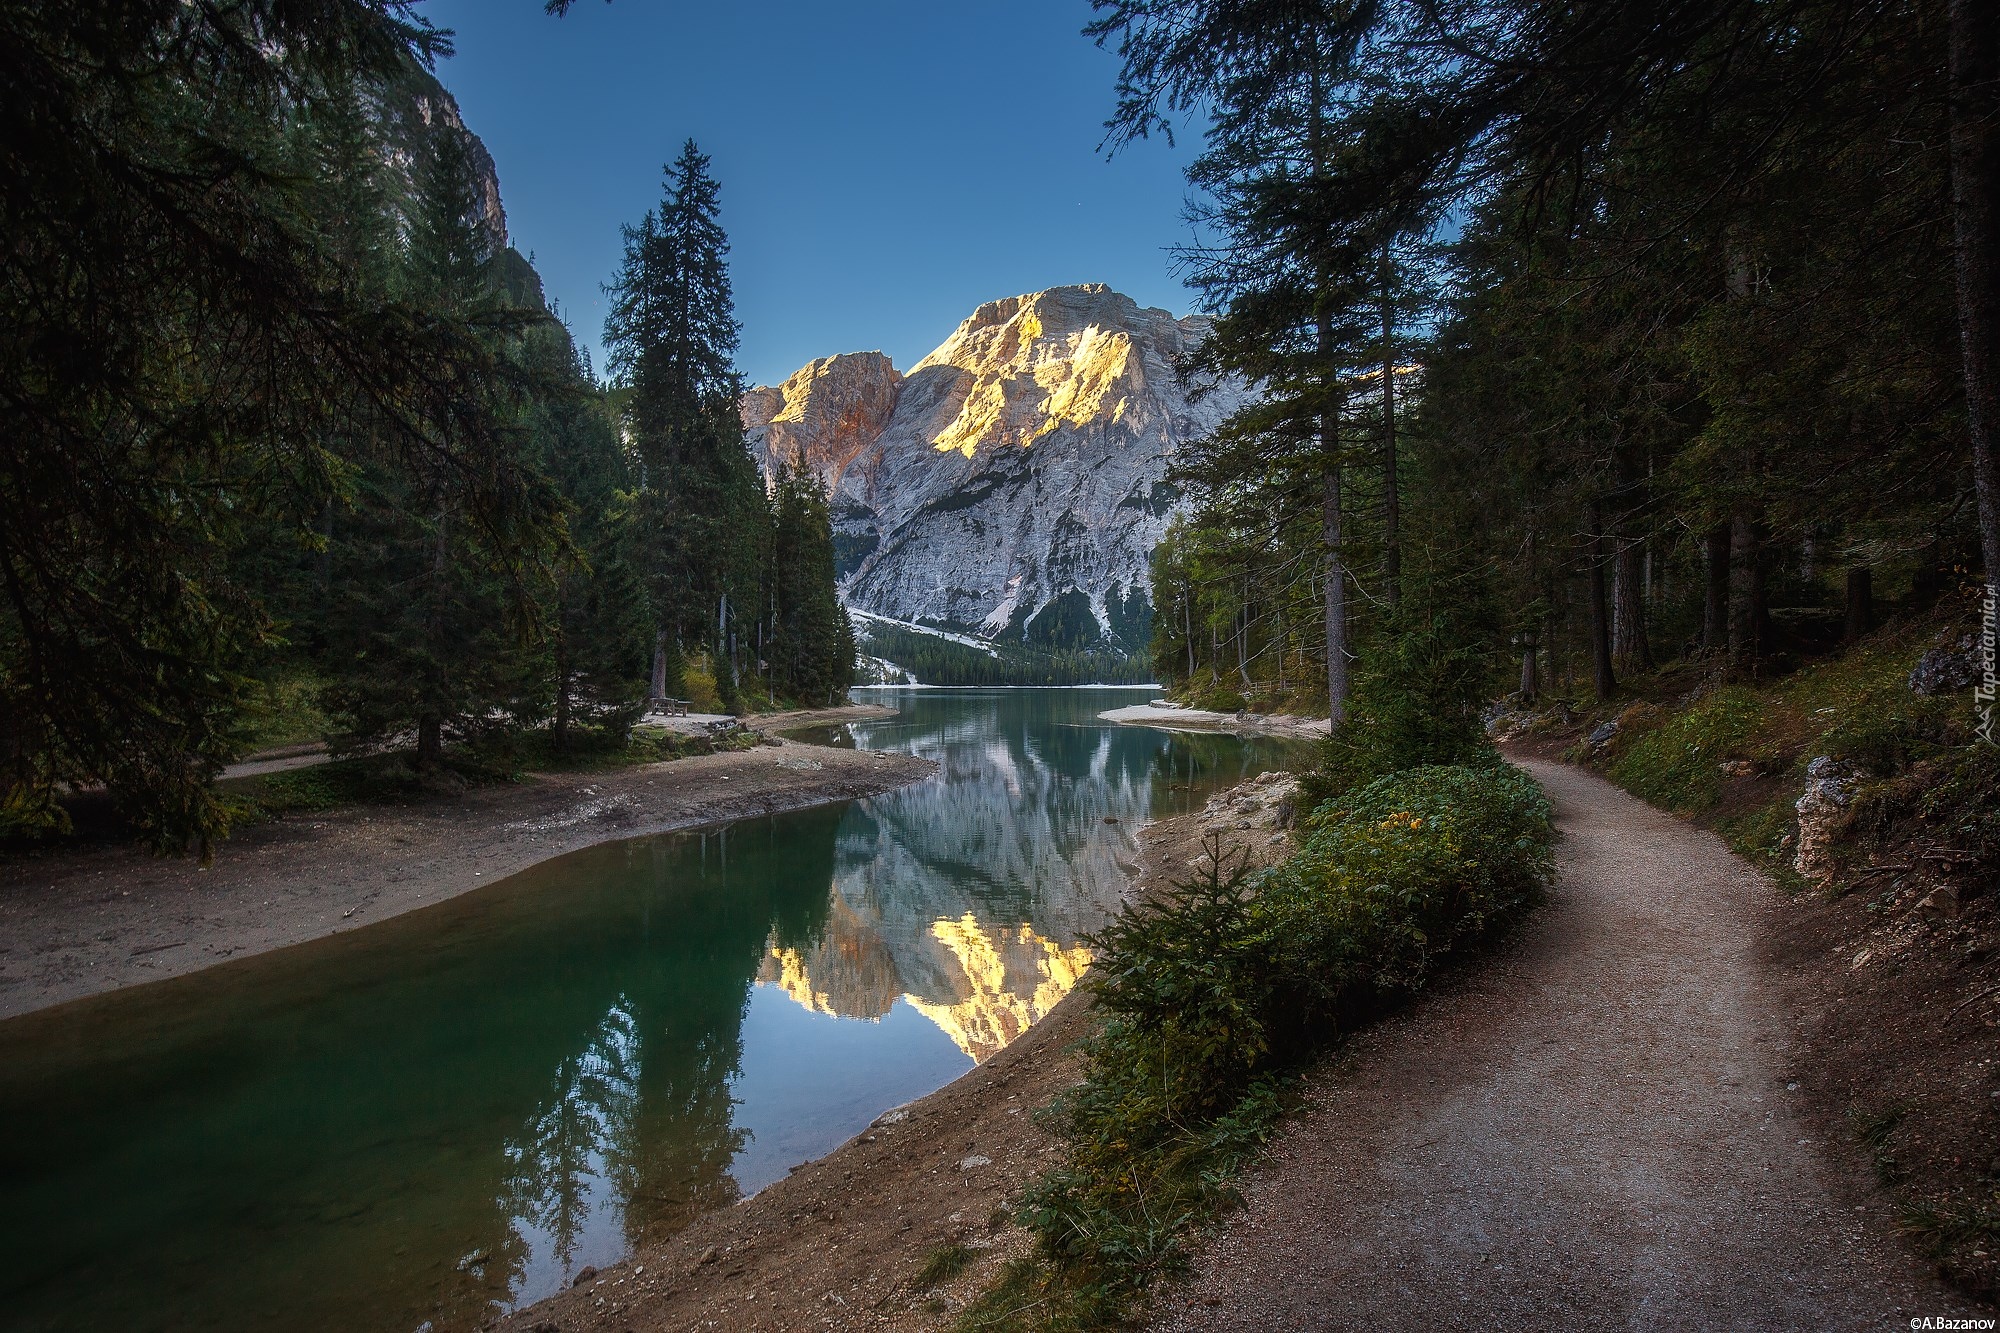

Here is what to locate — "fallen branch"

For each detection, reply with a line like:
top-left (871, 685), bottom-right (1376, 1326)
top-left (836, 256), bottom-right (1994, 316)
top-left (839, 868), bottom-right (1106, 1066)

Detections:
top-left (1947, 983), bottom-right (2000, 1022)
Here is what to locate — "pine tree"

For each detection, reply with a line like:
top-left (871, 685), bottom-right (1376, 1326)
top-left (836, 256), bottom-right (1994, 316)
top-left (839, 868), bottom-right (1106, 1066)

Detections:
top-left (0, 2), bottom-right (566, 851)
top-left (766, 461), bottom-right (855, 705)
top-left (320, 124), bottom-right (546, 769)
top-left (604, 141), bottom-right (764, 708)
top-left (526, 328), bottom-right (651, 750)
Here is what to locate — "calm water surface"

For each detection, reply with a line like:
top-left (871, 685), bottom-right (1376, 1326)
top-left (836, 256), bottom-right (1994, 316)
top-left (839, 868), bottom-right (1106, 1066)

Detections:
top-left (0, 688), bottom-right (1309, 1332)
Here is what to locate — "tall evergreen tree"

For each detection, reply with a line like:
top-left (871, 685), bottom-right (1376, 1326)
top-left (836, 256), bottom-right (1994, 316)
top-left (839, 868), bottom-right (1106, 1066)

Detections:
top-left (319, 125), bottom-right (553, 769)
top-left (526, 328), bottom-right (651, 751)
top-left (604, 141), bottom-right (764, 708)
top-left (765, 461), bottom-right (855, 706)
top-left (0, 1), bottom-right (566, 851)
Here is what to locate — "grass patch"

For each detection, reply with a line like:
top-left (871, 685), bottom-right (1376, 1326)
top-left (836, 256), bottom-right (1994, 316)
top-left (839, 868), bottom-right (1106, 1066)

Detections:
top-left (1850, 1102), bottom-right (1909, 1185)
top-left (222, 753), bottom-right (448, 821)
top-left (1606, 687), bottom-right (1766, 814)
top-left (221, 723), bottom-right (768, 826)
top-left (959, 762), bottom-right (1556, 1330)
top-left (915, 1243), bottom-right (977, 1289)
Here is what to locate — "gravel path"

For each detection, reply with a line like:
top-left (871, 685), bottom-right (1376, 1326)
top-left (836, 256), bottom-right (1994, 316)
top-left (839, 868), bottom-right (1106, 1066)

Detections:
top-left (1148, 758), bottom-right (1979, 1332)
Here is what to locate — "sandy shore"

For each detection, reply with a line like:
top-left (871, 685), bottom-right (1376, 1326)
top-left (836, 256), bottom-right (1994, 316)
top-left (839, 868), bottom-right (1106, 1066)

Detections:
top-left (1100, 701), bottom-right (1332, 738)
top-left (0, 705), bottom-right (928, 1019)
top-left (495, 774), bottom-right (1302, 1333)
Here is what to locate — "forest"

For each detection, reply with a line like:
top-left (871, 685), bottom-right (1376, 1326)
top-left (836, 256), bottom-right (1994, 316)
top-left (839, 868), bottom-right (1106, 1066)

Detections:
top-left (0, 1), bottom-right (852, 855)
top-left (1118, 0), bottom-right (1995, 743)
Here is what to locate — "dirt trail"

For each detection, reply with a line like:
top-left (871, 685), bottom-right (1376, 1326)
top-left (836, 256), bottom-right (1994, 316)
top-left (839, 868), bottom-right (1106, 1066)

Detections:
top-left (1150, 758), bottom-right (1979, 1333)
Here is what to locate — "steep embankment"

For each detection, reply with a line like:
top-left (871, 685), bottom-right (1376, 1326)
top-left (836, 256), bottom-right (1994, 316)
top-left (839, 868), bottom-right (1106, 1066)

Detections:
top-left (1146, 759), bottom-right (1977, 1331)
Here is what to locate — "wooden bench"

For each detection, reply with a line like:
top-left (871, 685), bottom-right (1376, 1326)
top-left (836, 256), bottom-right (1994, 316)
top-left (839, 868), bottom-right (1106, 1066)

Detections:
top-left (652, 697), bottom-right (690, 717)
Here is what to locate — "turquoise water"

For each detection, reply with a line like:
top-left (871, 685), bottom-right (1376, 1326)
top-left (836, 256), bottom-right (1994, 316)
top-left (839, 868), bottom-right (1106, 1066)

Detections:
top-left (0, 689), bottom-right (1310, 1332)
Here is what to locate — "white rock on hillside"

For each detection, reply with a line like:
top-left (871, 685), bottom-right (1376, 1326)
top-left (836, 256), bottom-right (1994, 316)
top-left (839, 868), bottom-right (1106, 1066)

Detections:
top-left (741, 284), bottom-right (1249, 647)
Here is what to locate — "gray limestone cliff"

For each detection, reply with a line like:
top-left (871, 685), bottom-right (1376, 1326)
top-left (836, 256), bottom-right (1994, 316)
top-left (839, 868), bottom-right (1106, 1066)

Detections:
top-left (741, 285), bottom-right (1248, 651)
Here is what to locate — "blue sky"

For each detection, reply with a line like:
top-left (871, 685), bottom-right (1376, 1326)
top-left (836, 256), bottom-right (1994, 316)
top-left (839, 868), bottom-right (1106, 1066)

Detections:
top-left (421, 0), bottom-right (1205, 389)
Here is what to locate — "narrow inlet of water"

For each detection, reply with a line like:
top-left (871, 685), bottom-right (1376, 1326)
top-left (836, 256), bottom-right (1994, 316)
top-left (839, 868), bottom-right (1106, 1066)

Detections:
top-left (0, 688), bottom-right (1312, 1332)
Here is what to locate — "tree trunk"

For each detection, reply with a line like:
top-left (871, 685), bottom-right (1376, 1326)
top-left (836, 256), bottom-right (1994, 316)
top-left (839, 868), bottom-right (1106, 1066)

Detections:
top-left (552, 629), bottom-right (572, 754)
top-left (1322, 453), bottom-right (1348, 722)
top-left (1237, 597), bottom-right (1252, 691)
top-left (1845, 566), bottom-right (1874, 644)
top-left (418, 508), bottom-right (449, 770)
top-left (1727, 508), bottom-right (1765, 671)
top-left (1380, 244), bottom-right (1401, 609)
top-left (1309, 59), bottom-right (1348, 724)
top-left (416, 714), bottom-right (442, 769)
top-left (1183, 588), bottom-right (1195, 683)
top-left (1519, 645), bottom-right (1538, 701)
top-left (1703, 523), bottom-right (1730, 653)
top-left (1587, 500), bottom-right (1616, 701)
top-left (1949, 0), bottom-right (2000, 603)
top-left (650, 630), bottom-right (669, 701)
top-left (1614, 537), bottom-right (1653, 672)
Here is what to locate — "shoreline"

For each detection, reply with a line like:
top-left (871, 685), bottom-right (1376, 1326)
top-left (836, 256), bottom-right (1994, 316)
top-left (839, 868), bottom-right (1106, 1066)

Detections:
top-left (1099, 701), bottom-right (1332, 739)
top-left (496, 772), bottom-right (1303, 1333)
top-left (0, 704), bottom-right (927, 1020)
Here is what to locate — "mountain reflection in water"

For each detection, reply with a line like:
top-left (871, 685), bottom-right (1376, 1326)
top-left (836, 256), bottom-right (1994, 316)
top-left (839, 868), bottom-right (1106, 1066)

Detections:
top-left (0, 688), bottom-right (1308, 1333)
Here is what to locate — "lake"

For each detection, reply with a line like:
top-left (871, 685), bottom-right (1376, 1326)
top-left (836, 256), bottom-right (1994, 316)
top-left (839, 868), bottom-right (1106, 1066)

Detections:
top-left (0, 688), bottom-right (1311, 1332)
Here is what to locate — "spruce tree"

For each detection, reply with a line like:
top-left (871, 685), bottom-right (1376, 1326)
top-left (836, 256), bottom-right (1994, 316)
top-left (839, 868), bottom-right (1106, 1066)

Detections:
top-left (319, 125), bottom-right (545, 769)
top-left (604, 141), bottom-right (764, 709)
top-left (0, 2), bottom-right (566, 851)
top-left (766, 461), bottom-right (855, 705)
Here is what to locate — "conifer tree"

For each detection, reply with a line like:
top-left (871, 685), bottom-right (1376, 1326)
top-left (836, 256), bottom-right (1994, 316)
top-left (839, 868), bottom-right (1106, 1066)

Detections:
top-left (604, 141), bottom-right (764, 707)
top-left (319, 126), bottom-right (547, 769)
top-left (526, 329), bottom-right (651, 750)
top-left (765, 461), bottom-right (855, 705)
top-left (0, 2), bottom-right (566, 850)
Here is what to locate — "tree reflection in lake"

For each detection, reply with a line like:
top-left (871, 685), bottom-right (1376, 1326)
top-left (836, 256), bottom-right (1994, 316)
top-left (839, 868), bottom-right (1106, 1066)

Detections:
top-left (0, 689), bottom-right (1309, 1332)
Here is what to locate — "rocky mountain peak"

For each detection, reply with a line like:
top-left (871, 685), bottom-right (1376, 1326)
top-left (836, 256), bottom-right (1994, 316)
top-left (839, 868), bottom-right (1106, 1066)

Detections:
top-left (742, 285), bottom-right (1247, 659)
top-left (741, 351), bottom-right (902, 492)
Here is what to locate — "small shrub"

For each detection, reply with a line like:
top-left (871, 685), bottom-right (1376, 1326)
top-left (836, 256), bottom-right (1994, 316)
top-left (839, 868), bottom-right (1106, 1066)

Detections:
top-left (1191, 687), bottom-right (1249, 713)
top-left (915, 1243), bottom-right (976, 1288)
top-left (988, 763), bottom-right (1555, 1327)
top-left (1304, 600), bottom-right (1501, 804)
top-left (681, 653), bottom-right (726, 714)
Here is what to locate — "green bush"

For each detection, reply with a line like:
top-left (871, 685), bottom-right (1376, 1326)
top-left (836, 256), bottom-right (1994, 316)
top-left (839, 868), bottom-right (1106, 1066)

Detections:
top-left (1305, 600), bottom-right (1502, 804)
top-left (992, 762), bottom-right (1554, 1325)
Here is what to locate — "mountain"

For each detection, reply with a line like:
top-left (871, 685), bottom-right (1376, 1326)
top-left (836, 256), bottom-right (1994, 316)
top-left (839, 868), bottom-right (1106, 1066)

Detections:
top-left (741, 285), bottom-right (1249, 666)
top-left (368, 58), bottom-right (547, 310)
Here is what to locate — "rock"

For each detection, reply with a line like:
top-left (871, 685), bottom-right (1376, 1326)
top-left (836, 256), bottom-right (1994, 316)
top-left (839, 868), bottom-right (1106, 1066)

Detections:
top-left (743, 285), bottom-right (1250, 656)
top-left (695, 1246), bottom-right (719, 1267)
top-left (571, 1266), bottom-right (598, 1287)
top-left (958, 1154), bottom-right (993, 1170)
top-left (872, 1107), bottom-right (910, 1127)
top-left (1794, 757), bottom-right (1856, 882)
top-left (1910, 640), bottom-right (1980, 696)
top-left (1719, 759), bottom-right (1755, 778)
top-left (741, 352), bottom-right (902, 495)
top-left (1587, 720), bottom-right (1620, 747)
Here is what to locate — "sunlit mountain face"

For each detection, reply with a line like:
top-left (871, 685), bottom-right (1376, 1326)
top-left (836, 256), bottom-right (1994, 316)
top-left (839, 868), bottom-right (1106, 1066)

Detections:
top-left (742, 286), bottom-right (1253, 650)
top-left (0, 690), bottom-right (1308, 1332)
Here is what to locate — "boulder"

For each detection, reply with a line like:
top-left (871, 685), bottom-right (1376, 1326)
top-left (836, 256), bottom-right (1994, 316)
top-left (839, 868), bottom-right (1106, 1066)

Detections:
top-left (1909, 638), bottom-right (1980, 696)
top-left (1794, 756), bottom-right (1856, 882)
